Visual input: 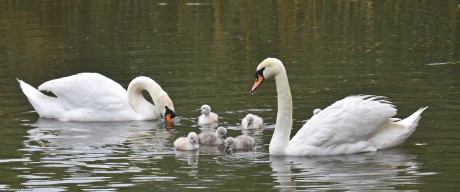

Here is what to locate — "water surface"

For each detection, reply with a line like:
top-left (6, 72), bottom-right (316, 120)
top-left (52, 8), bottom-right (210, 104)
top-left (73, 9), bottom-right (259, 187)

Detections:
top-left (0, 1), bottom-right (459, 191)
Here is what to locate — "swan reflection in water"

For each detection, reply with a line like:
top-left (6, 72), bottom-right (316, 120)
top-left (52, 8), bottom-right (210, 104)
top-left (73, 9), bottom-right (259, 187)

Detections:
top-left (20, 118), bottom-right (208, 188)
top-left (20, 118), bottom-right (180, 187)
top-left (24, 118), bottom-right (174, 154)
top-left (175, 150), bottom-right (199, 167)
top-left (270, 149), bottom-right (435, 191)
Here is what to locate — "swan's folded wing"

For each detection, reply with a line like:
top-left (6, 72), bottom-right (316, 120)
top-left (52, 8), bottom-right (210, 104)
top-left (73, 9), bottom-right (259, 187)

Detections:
top-left (37, 73), bottom-right (128, 109)
top-left (290, 95), bottom-right (397, 148)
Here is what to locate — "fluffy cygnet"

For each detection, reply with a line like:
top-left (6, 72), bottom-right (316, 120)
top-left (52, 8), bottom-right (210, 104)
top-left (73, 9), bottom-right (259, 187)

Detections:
top-left (313, 108), bottom-right (322, 115)
top-left (225, 135), bottom-right (255, 151)
top-left (174, 132), bottom-right (199, 151)
top-left (241, 113), bottom-right (264, 129)
top-left (198, 127), bottom-right (227, 145)
top-left (197, 104), bottom-right (219, 125)
top-left (303, 108), bottom-right (322, 123)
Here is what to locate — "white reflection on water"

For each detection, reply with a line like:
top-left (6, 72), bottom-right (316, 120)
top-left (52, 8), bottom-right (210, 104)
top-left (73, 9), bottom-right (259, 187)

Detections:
top-left (270, 149), bottom-right (436, 191)
top-left (24, 118), bottom-right (173, 153)
top-left (175, 150), bottom-right (199, 166)
top-left (20, 118), bottom-right (175, 189)
top-left (12, 118), bottom-right (437, 191)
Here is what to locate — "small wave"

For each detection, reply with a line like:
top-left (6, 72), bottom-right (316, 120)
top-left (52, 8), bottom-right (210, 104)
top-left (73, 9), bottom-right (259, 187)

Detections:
top-left (425, 62), bottom-right (452, 66)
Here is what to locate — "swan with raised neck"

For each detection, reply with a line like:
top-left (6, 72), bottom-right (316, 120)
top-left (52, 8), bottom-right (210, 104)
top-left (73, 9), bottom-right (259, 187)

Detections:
top-left (251, 58), bottom-right (427, 156)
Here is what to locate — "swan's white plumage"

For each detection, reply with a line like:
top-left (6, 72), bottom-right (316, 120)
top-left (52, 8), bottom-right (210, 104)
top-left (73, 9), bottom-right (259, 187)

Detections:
top-left (289, 95), bottom-right (403, 155)
top-left (251, 58), bottom-right (427, 156)
top-left (18, 73), bottom-right (174, 121)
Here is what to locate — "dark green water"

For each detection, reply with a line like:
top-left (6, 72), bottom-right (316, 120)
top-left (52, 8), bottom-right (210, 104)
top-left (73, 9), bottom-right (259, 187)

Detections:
top-left (0, 1), bottom-right (459, 191)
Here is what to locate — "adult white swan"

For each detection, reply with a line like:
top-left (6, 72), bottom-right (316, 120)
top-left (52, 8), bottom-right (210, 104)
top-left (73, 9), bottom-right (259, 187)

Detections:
top-left (18, 73), bottom-right (175, 122)
top-left (250, 58), bottom-right (428, 156)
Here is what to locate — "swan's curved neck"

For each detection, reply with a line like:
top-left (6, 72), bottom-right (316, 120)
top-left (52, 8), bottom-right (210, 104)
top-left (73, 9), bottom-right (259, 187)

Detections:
top-left (270, 69), bottom-right (293, 155)
top-left (127, 77), bottom-right (166, 116)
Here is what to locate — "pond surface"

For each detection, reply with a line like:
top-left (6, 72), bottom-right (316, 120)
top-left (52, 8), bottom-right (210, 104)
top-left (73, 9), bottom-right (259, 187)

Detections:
top-left (0, 1), bottom-right (459, 191)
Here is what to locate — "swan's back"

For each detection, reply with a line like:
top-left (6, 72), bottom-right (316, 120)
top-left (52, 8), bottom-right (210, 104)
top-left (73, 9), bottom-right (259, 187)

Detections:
top-left (290, 95), bottom-right (397, 154)
top-left (39, 73), bottom-right (128, 109)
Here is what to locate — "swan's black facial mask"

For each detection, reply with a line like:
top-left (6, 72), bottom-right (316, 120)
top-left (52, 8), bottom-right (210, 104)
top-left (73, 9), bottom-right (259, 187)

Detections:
top-left (164, 106), bottom-right (176, 122)
top-left (251, 68), bottom-right (265, 94)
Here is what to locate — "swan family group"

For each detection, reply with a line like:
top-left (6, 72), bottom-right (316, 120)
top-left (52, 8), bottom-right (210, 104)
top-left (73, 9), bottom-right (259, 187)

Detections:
top-left (17, 58), bottom-right (428, 156)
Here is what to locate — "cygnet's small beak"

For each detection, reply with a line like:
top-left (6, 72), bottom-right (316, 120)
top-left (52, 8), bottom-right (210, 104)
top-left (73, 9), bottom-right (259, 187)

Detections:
top-left (225, 145), bottom-right (232, 153)
top-left (196, 108), bottom-right (201, 112)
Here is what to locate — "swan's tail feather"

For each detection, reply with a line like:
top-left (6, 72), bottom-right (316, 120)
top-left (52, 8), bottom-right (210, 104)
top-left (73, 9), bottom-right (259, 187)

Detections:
top-left (371, 106), bottom-right (428, 149)
top-left (17, 79), bottom-right (61, 118)
top-left (400, 106), bottom-right (428, 130)
top-left (397, 106), bottom-right (428, 145)
top-left (17, 79), bottom-right (46, 101)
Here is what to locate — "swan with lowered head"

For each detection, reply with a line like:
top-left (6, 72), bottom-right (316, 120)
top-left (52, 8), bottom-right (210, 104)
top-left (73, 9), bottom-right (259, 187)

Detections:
top-left (197, 104), bottom-right (219, 125)
top-left (225, 135), bottom-right (255, 151)
top-left (241, 113), bottom-right (264, 129)
top-left (174, 132), bottom-right (199, 151)
top-left (17, 73), bottom-right (175, 121)
top-left (198, 126), bottom-right (227, 145)
top-left (251, 58), bottom-right (428, 156)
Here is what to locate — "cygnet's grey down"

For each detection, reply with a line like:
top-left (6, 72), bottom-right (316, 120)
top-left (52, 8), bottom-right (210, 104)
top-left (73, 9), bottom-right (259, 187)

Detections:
top-left (225, 135), bottom-right (255, 151)
top-left (197, 104), bottom-right (219, 125)
top-left (241, 113), bottom-right (264, 129)
top-left (174, 132), bottom-right (199, 151)
top-left (198, 127), bottom-right (227, 145)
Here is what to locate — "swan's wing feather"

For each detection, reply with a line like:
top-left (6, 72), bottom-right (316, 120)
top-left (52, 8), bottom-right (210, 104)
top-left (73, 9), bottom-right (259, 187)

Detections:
top-left (38, 73), bottom-right (128, 109)
top-left (290, 95), bottom-right (396, 148)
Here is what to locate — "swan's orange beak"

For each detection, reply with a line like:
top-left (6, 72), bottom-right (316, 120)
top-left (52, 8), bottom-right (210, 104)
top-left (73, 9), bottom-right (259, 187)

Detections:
top-left (251, 68), bottom-right (265, 94)
top-left (165, 113), bottom-right (172, 122)
top-left (251, 74), bottom-right (264, 94)
top-left (164, 106), bottom-right (175, 122)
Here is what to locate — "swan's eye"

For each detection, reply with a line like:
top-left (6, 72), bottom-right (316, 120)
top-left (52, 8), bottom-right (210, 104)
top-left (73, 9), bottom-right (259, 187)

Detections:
top-left (254, 67), bottom-right (265, 78)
